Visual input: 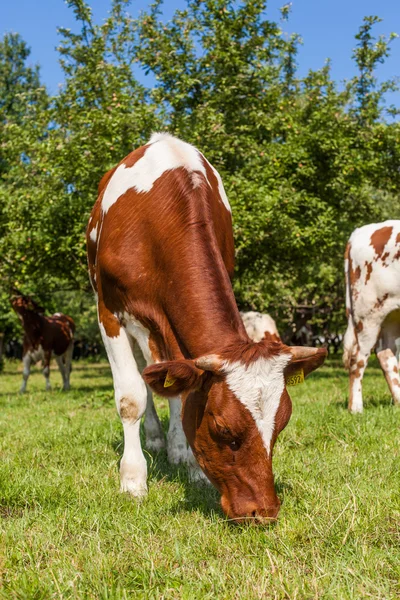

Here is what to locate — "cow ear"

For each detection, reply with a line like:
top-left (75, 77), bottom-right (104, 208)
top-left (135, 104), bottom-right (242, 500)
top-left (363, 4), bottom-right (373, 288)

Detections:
top-left (142, 360), bottom-right (204, 398)
top-left (284, 347), bottom-right (327, 381)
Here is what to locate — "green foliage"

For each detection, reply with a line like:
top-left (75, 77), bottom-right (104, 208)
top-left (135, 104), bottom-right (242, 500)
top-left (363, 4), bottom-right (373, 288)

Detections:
top-left (0, 1), bottom-right (399, 340)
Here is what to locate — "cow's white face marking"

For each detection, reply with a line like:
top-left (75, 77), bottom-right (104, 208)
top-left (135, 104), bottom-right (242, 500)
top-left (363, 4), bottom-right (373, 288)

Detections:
top-left (89, 224), bottom-right (98, 242)
top-left (222, 353), bottom-right (291, 454)
top-left (101, 133), bottom-right (231, 214)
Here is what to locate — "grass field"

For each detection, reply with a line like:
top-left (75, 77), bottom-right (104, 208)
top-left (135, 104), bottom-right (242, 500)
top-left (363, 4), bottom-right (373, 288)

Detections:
top-left (0, 356), bottom-right (399, 599)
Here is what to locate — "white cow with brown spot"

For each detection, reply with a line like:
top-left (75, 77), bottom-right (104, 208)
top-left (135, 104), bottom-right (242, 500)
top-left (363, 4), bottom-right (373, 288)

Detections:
top-left (343, 220), bottom-right (400, 413)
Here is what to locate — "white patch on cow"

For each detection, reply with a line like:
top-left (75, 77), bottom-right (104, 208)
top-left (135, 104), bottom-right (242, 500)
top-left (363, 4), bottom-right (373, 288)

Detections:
top-left (240, 311), bottom-right (279, 342)
top-left (102, 133), bottom-right (210, 213)
top-left (203, 157), bottom-right (231, 212)
top-left (28, 345), bottom-right (45, 363)
top-left (89, 223), bottom-right (98, 243)
top-left (122, 312), bottom-right (153, 365)
top-left (223, 353), bottom-right (291, 453)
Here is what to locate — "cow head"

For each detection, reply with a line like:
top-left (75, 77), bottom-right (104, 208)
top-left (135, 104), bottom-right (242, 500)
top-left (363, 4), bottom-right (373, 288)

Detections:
top-left (11, 294), bottom-right (45, 316)
top-left (143, 341), bottom-right (326, 524)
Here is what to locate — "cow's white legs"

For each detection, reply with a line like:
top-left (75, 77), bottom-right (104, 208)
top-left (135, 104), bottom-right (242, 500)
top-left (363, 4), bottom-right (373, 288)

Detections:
top-left (144, 391), bottom-right (166, 451)
top-left (99, 317), bottom-right (148, 497)
top-left (55, 355), bottom-right (67, 389)
top-left (131, 341), bottom-right (165, 451)
top-left (167, 397), bottom-right (187, 464)
top-left (62, 341), bottom-right (74, 390)
top-left (348, 323), bottom-right (380, 414)
top-left (19, 353), bottom-right (31, 393)
top-left (376, 323), bottom-right (400, 406)
top-left (42, 352), bottom-right (52, 391)
top-left (377, 349), bottom-right (400, 405)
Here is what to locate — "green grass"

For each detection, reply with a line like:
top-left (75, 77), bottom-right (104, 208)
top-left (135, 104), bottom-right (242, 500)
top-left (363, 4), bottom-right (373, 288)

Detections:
top-left (0, 356), bottom-right (399, 599)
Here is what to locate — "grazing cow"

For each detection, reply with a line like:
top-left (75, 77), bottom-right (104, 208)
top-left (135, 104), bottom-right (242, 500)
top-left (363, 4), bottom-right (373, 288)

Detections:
top-left (11, 295), bottom-right (75, 393)
top-left (87, 133), bottom-right (326, 522)
top-left (343, 220), bottom-right (400, 413)
top-left (240, 311), bottom-right (280, 343)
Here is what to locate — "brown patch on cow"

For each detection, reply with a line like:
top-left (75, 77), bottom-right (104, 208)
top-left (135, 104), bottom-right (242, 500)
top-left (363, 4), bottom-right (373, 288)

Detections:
top-left (355, 321), bottom-right (363, 334)
top-left (394, 249), bottom-right (400, 261)
top-left (350, 265), bottom-right (361, 285)
top-left (393, 365), bottom-right (398, 373)
top-left (374, 293), bottom-right (389, 310)
top-left (344, 242), bottom-right (350, 261)
top-left (365, 261), bottom-right (373, 283)
top-left (98, 303), bottom-right (121, 338)
top-left (393, 379), bottom-right (400, 387)
top-left (370, 226), bottom-right (393, 258)
top-left (263, 331), bottom-right (281, 344)
top-left (119, 397), bottom-right (139, 421)
top-left (123, 145), bottom-right (148, 168)
top-left (396, 232), bottom-right (400, 245)
top-left (381, 251), bottom-right (390, 265)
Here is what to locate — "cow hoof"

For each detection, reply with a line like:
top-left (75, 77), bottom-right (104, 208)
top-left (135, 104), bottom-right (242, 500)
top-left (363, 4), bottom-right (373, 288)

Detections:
top-left (349, 406), bottom-right (363, 414)
top-left (120, 478), bottom-right (148, 498)
top-left (146, 437), bottom-right (166, 452)
top-left (167, 443), bottom-right (187, 465)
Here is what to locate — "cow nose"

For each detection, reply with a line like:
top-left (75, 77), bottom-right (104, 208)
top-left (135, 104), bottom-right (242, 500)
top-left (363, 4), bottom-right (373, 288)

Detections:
top-left (221, 496), bottom-right (280, 524)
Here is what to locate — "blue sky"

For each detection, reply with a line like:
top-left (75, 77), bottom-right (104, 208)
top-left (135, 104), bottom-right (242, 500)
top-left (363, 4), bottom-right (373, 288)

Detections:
top-left (2, 0), bottom-right (400, 109)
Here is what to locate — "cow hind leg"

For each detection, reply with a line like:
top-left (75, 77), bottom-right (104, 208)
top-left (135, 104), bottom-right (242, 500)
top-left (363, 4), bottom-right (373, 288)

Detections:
top-left (20, 353), bottom-right (32, 394)
top-left (62, 341), bottom-right (74, 391)
top-left (42, 352), bottom-right (52, 391)
top-left (99, 312), bottom-right (148, 497)
top-left (131, 342), bottom-right (165, 452)
top-left (376, 321), bottom-right (400, 406)
top-left (167, 397), bottom-right (188, 464)
top-left (348, 323), bottom-right (380, 414)
top-left (55, 355), bottom-right (67, 390)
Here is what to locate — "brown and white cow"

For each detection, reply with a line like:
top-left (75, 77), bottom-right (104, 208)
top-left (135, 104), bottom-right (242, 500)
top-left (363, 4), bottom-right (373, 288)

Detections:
top-left (240, 311), bottom-right (280, 344)
top-left (11, 294), bottom-right (75, 393)
top-left (87, 133), bottom-right (326, 522)
top-left (343, 220), bottom-right (400, 413)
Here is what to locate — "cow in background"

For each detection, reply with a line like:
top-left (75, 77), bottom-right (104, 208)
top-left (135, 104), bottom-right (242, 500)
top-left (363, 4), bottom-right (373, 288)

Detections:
top-left (240, 311), bottom-right (280, 343)
top-left (87, 132), bottom-right (326, 523)
top-left (11, 294), bottom-right (75, 393)
top-left (343, 220), bottom-right (400, 413)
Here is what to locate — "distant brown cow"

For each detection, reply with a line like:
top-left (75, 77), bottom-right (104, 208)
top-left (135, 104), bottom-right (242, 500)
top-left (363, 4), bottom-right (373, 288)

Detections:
top-left (87, 133), bottom-right (326, 523)
top-left (11, 294), bottom-right (75, 393)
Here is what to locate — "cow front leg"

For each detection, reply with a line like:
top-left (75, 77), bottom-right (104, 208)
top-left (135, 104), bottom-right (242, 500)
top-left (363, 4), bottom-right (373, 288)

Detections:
top-left (19, 353), bottom-right (32, 394)
top-left (377, 348), bottom-right (400, 406)
top-left (167, 397), bottom-right (188, 464)
top-left (99, 311), bottom-right (148, 497)
top-left (42, 352), bottom-right (52, 391)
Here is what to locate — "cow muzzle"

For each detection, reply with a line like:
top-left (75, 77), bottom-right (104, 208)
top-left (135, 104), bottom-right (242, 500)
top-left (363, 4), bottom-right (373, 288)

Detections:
top-left (221, 495), bottom-right (281, 525)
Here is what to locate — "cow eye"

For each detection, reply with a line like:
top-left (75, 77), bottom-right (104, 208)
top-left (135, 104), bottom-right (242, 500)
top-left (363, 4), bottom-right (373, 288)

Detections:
top-left (229, 440), bottom-right (240, 451)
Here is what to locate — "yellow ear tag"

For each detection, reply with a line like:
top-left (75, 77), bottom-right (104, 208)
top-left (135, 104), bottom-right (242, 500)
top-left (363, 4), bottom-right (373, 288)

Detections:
top-left (286, 369), bottom-right (304, 387)
top-left (164, 371), bottom-right (176, 388)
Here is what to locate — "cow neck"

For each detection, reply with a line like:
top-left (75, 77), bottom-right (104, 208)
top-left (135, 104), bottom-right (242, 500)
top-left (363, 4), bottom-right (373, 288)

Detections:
top-left (149, 233), bottom-right (249, 360)
top-left (20, 311), bottom-right (45, 344)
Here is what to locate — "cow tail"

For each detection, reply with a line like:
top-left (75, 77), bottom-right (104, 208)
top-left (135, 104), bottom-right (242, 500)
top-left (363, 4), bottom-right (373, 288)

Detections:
top-left (342, 242), bottom-right (355, 370)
